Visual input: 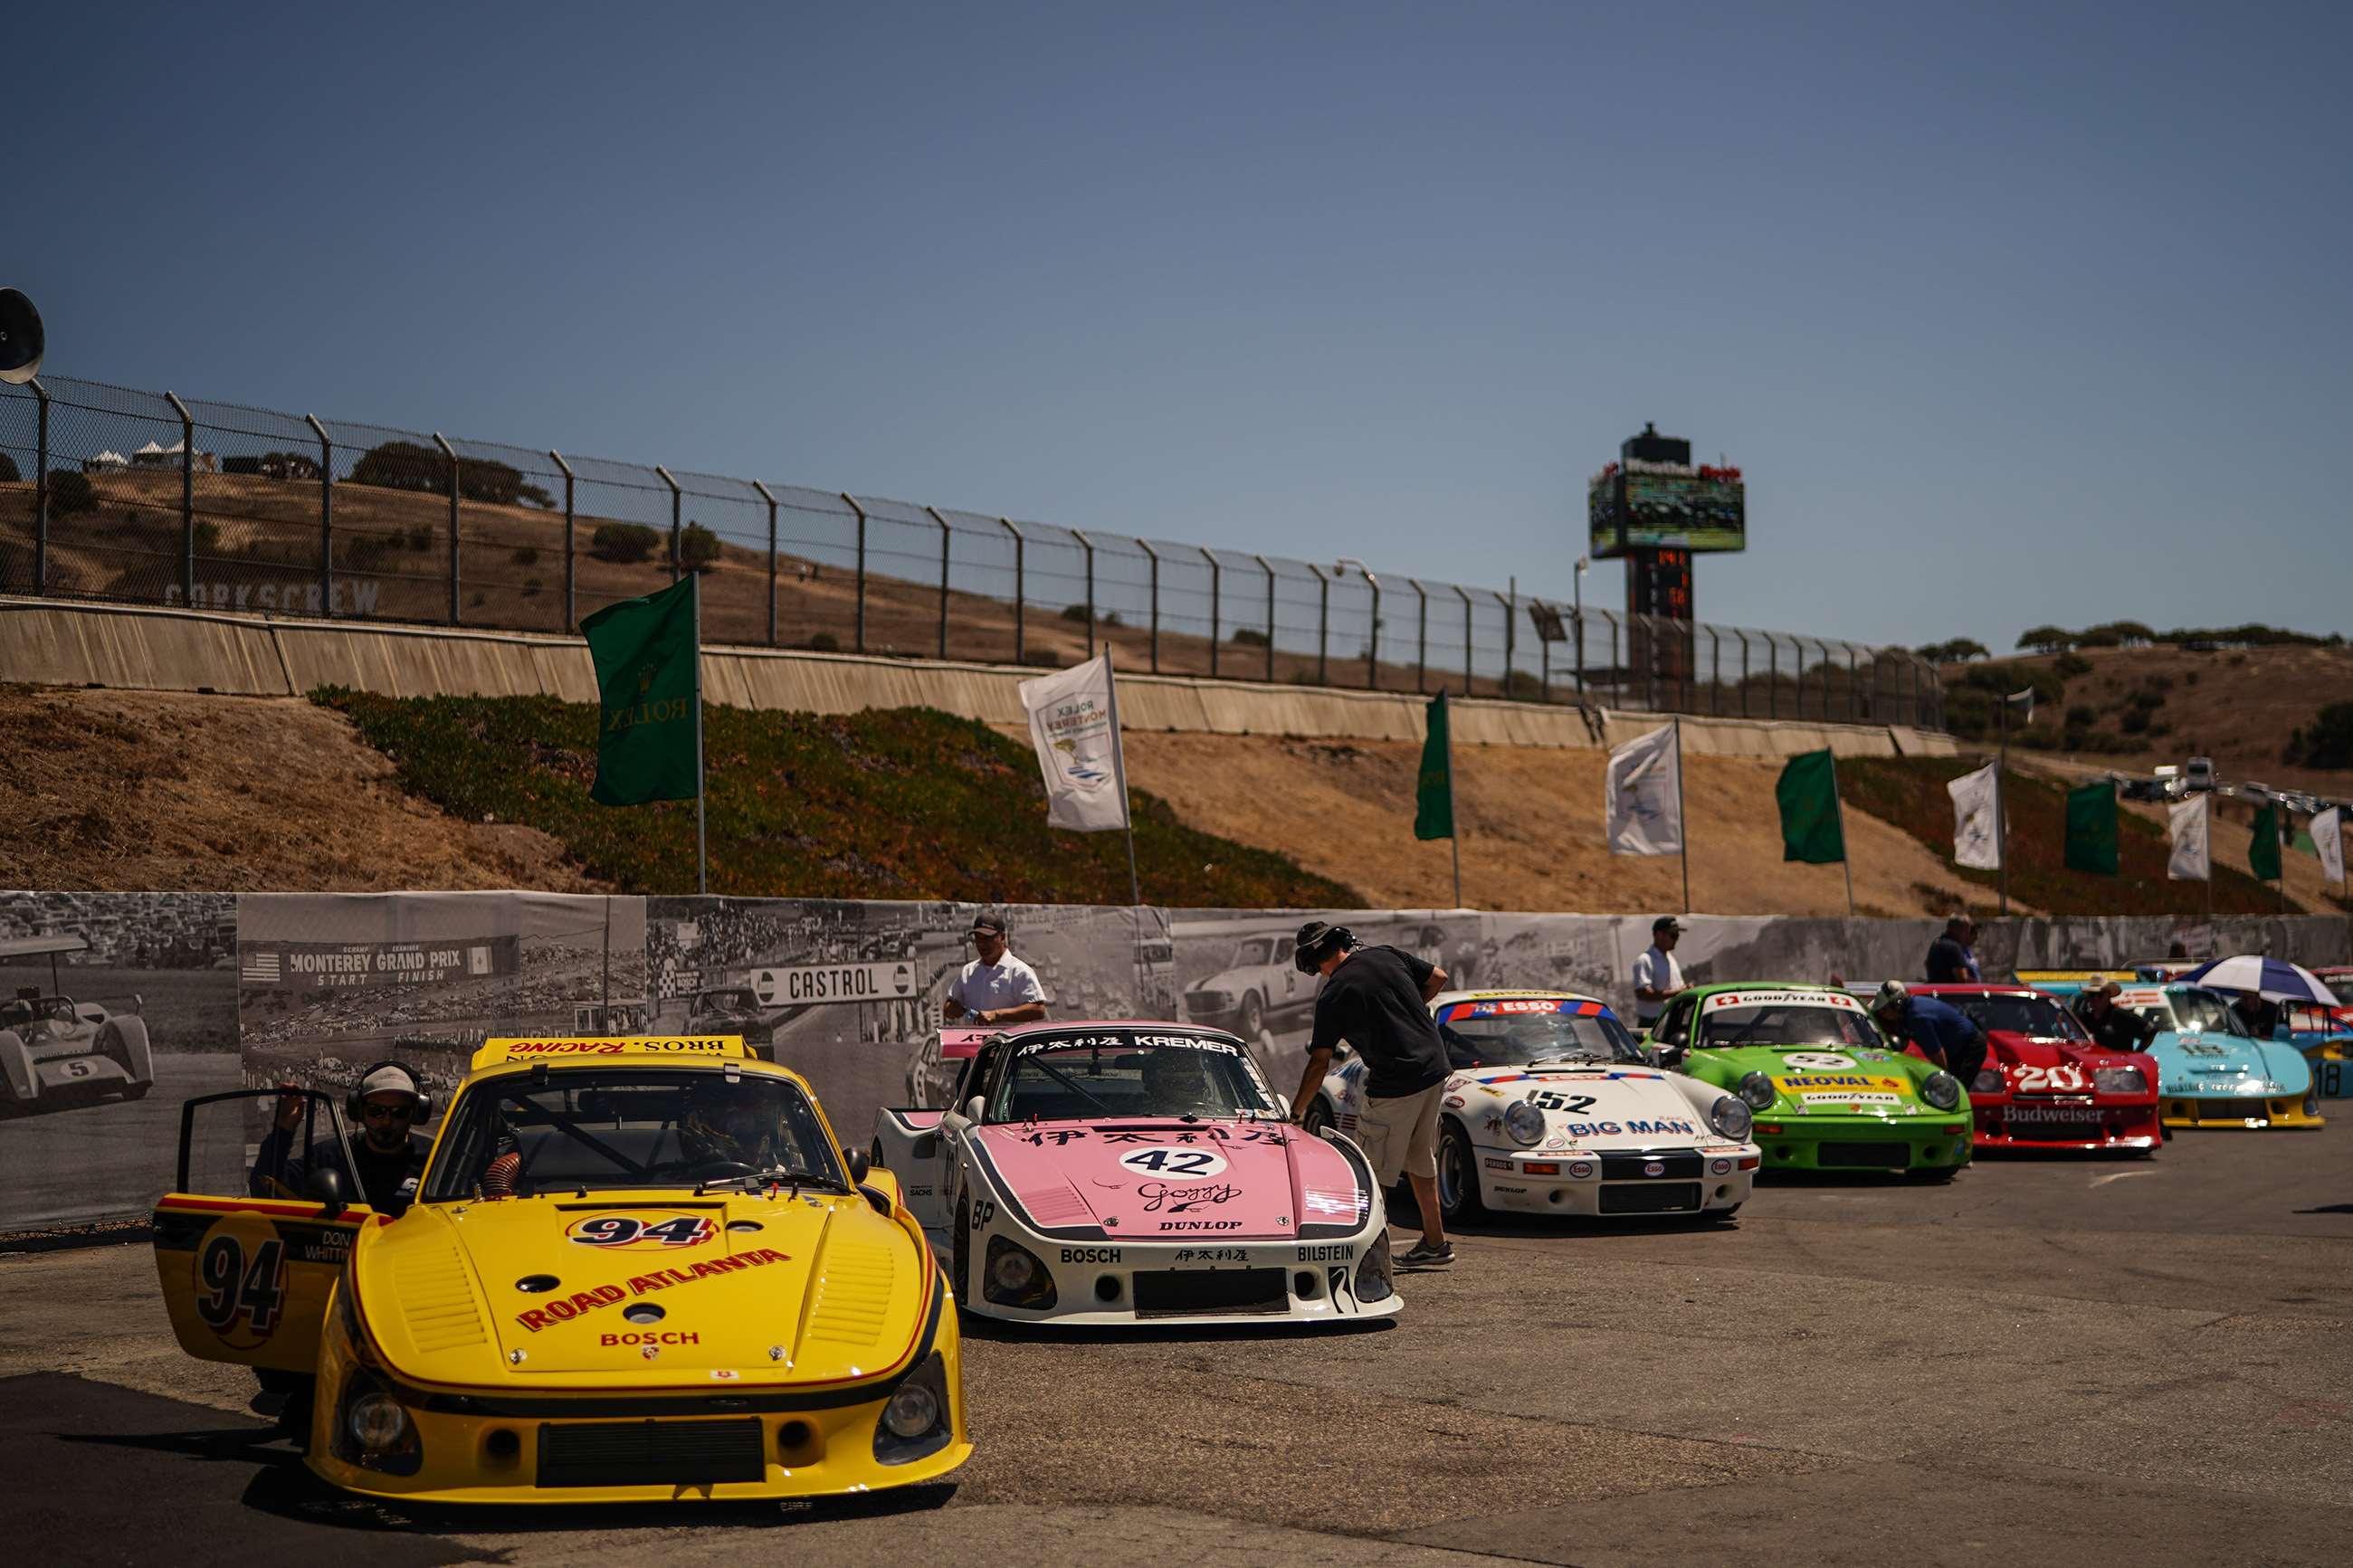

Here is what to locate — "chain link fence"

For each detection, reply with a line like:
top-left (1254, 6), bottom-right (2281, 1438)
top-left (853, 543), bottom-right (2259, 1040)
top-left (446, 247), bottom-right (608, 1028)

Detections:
top-left (0, 374), bottom-right (1943, 729)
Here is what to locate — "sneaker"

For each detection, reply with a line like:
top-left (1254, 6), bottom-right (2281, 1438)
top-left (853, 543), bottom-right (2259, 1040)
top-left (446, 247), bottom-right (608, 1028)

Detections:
top-left (1396, 1240), bottom-right (1453, 1271)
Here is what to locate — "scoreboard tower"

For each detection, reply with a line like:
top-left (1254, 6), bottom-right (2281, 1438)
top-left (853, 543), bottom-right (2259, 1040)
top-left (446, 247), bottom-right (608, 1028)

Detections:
top-left (1586, 423), bottom-right (1746, 687)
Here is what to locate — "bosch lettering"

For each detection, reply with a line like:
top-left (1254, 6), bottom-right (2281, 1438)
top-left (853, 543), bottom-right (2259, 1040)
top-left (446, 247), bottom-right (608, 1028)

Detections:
top-left (601, 1331), bottom-right (702, 1345)
top-left (1060, 1247), bottom-right (1123, 1263)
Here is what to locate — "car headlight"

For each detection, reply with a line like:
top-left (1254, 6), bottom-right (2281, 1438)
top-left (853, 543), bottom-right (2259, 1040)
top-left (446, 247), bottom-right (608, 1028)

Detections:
top-left (330, 1368), bottom-right (422, 1475)
top-left (2093, 1065), bottom-right (2147, 1095)
top-left (873, 1351), bottom-right (954, 1464)
top-left (1354, 1231), bottom-right (1394, 1304)
top-left (1920, 1070), bottom-right (1962, 1111)
top-left (983, 1236), bottom-right (1058, 1309)
top-left (1737, 1071), bottom-right (1777, 1111)
top-left (1707, 1096), bottom-right (1753, 1139)
top-left (1970, 1067), bottom-right (2006, 1095)
top-left (1503, 1101), bottom-right (1546, 1145)
top-left (2305, 1086), bottom-right (2320, 1117)
top-left (349, 1392), bottom-right (408, 1449)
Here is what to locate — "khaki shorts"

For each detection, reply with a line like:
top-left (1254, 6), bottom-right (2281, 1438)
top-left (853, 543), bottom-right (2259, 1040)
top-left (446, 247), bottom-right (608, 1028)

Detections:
top-left (1356, 1082), bottom-right (1443, 1185)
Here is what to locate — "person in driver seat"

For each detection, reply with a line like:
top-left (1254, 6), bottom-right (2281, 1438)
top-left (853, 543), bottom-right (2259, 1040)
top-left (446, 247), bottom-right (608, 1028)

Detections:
top-left (1141, 1047), bottom-right (1215, 1114)
top-left (679, 1078), bottom-right (781, 1170)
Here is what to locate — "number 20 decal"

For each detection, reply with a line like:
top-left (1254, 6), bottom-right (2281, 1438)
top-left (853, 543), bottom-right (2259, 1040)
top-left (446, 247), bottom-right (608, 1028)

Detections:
top-left (196, 1234), bottom-right (287, 1336)
top-left (1527, 1090), bottom-right (1598, 1114)
top-left (2012, 1064), bottom-right (2086, 1092)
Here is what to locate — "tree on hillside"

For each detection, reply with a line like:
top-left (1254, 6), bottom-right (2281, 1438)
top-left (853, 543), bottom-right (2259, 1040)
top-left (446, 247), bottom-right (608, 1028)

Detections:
top-left (2286, 702), bottom-right (2353, 771)
top-left (46, 469), bottom-right (96, 515)
top-left (347, 439), bottom-right (555, 509)
top-left (1917, 637), bottom-right (1989, 664)
top-left (2083, 620), bottom-right (2155, 647)
top-left (2016, 625), bottom-right (2076, 653)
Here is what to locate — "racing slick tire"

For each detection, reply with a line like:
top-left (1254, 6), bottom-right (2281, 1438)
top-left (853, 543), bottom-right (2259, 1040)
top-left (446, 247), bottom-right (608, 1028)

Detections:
top-left (1240, 991), bottom-right (1265, 1039)
top-left (1300, 1097), bottom-right (1335, 1137)
top-left (1435, 1118), bottom-right (1487, 1224)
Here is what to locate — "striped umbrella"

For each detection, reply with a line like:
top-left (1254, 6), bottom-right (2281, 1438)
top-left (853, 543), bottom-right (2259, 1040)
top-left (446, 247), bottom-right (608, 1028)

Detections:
top-left (2177, 954), bottom-right (2341, 1006)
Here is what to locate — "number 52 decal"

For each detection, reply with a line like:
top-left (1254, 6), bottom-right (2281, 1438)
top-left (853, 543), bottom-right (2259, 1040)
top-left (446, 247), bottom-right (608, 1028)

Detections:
top-left (1527, 1090), bottom-right (1598, 1114)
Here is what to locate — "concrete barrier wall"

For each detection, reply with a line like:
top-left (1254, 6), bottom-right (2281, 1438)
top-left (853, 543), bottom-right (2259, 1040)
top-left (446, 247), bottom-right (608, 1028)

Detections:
top-left (2, 596), bottom-right (1954, 757)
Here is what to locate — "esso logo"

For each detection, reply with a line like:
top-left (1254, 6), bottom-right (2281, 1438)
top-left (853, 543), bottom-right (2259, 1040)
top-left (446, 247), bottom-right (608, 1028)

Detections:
top-left (567, 1213), bottom-right (717, 1250)
top-left (1785, 1051), bottom-right (1856, 1071)
top-left (1115, 1146), bottom-right (1229, 1179)
top-left (1643, 1159), bottom-right (1665, 1177)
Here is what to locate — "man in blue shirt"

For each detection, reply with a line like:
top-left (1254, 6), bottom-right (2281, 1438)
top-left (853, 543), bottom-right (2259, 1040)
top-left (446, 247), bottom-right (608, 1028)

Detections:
top-left (1923, 915), bottom-right (1982, 984)
top-left (1869, 981), bottom-right (1987, 1087)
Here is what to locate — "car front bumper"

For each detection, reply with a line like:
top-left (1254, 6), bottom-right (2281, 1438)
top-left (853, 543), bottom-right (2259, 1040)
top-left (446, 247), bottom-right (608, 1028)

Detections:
top-left (2161, 1094), bottom-right (2323, 1129)
top-left (1474, 1146), bottom-right (1758, 1217)
top-left (1748, 1113), bottom-right (1974, 1172)
top-left (1970, 1095), bottom-right (2163, 1152)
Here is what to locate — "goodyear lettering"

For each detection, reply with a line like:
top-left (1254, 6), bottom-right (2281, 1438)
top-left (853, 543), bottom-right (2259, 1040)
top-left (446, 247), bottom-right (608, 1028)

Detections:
top-left (1295, 1243), bottom-right (1355, 1261)
top-left (511, 1248), bottom-right (792, 1332)
top-left (600, 1331), bottom-right (702, 1345)
top-left (1060, 1247), bottom-right (1123, 1263)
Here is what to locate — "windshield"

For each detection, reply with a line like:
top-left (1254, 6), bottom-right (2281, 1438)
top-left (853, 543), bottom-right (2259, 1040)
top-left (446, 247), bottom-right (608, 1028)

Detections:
top-left (1435, 999), bottom-right (1640, 1067)
top-left (988, 1031), bottom-right (1281, 1123)
top-left (1943, 992), bottom-right (2088, 1041)
top-left (423, 1069), bottom-right (842, 1200)
top-left (1230, 937), bottom-right (1275, 967)
top-left (2158, 988), bottom-right (2251, 1037)
top-left (1699, 1003), bottom-right (1881, 1050)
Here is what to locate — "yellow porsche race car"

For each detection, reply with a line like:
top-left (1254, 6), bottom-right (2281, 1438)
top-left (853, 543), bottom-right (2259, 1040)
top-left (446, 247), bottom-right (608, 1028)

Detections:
top-left (150, 1035), bottom-right (968, 1505)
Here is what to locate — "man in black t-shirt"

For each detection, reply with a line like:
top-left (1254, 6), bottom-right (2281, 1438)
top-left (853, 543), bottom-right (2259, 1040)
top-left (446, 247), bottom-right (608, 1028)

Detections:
top-left (1290, 921), bottom-right (1453, 1270)
top-left (2075, 979), bottom-right (2158, 1055)
top-left (1924, 915), bottom-right (1981, 984)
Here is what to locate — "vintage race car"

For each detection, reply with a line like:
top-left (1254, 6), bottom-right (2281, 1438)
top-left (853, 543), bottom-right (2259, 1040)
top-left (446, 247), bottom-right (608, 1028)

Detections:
top-left (1900, 984), bottom-right (2160, 1154)
top-left (0, 934), bottom-right (153, 1115)
top-left (1301, 990), bottom-right (1758, 1222)
top-left (2279, 1000), bottom-right (2353, 1100)
top-left (873, 1022), bottom-right (1398, 1327)
top-left (2057, 983), bottom-right (2322, 1129)
top-left (1647, 984), bottom-right (1973, 1178)
top-left (151, 1033), bottom-right (967, 1505)
top-left (903, 1026), bottom-right (993, 1109)
top-left (1180, 931), bottom-right (1317, 1038)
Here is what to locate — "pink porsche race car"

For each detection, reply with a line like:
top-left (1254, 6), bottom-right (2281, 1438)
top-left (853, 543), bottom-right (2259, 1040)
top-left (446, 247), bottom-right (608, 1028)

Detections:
top-left (873, 1022), bottom-right (1399, 1327)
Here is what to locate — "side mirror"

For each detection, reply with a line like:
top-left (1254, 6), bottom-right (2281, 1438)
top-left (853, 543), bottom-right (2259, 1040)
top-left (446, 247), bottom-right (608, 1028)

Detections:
top-left (965, 1096), bottom-right (986, 1123)
top-left (304, 1164), bottom-right (346, 1214)
top-left (844, 1147), bottom-right (871, 1183)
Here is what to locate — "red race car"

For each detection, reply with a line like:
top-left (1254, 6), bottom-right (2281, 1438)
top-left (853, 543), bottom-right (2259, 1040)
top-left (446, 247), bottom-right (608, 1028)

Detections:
top-left (1903, 984), bottom-right (2163, 1154)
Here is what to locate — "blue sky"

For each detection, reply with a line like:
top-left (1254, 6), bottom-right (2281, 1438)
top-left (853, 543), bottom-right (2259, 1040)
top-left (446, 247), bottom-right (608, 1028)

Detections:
top-left (18, 2), bottom-right (2348, 651)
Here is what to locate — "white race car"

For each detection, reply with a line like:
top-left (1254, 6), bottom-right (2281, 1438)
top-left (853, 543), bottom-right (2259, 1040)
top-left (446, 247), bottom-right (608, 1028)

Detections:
top-left (873, 1022), bottom-right (1399, 1327)
top-left (1301, 990), bottom-right (1760, 1223)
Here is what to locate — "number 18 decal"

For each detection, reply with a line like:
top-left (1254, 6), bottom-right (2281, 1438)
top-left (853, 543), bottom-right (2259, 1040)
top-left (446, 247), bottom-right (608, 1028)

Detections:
top-left (1117, 1146), bottom-right (1229, 1178)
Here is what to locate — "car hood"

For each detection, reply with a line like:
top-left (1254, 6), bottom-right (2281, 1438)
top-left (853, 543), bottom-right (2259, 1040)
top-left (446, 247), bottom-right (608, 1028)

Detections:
top-left (972, 1118), bottom-right (1366, 1240)
top-left (1447, 1066), bottom-right (1726, 1146)
top-left (2148, 1031), bottom-right (2312, 1097)
top-left (351, 1190), bottom-right (929, 1388)
top-left (18, 1022), bottom-right (100, 1060)
top-left (1692, 1046), bottom-right (1948, 1117)
top-left (1983, 1031), bottom-right (2146, 1085)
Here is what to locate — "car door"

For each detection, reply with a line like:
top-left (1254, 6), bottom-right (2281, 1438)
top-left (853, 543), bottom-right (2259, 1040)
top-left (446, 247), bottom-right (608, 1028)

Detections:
top-left (150, 1088), bottom-right (373, 1375)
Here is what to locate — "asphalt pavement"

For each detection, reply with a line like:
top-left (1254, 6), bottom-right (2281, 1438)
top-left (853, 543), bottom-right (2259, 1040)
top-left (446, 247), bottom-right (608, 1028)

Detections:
top-left (5, 1121), bottom-right (2348, 1566)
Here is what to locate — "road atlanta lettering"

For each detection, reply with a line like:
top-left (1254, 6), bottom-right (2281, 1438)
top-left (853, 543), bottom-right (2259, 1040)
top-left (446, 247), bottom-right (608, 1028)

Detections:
top-left (512, 1247), bottom-right (792, 1331)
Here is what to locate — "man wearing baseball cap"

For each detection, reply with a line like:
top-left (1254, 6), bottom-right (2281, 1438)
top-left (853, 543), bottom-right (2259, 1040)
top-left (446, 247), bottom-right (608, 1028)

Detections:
top-left (2075, 977), bottom-right (2158, 1055)
top-left (251, 1062), bottom-right (433, 1216)
top-left (1631, 917), bottom-right (1688, 1030)
top-left (1868, 980), bottom-right (1989, 1087)
top-left (943, 915), bottom-right (1050, 1029)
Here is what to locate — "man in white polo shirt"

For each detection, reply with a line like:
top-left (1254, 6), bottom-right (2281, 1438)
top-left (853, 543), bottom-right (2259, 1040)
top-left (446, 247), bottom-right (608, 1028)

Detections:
top-left (1631, 915), bottom-right (1687, 1030)
top-left (943, 914), bottom-right (1050, 1028)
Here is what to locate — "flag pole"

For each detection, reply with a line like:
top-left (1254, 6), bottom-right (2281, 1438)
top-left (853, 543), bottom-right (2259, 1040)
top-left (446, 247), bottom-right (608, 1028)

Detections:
top-left (1674, 716), bottom-right (1690, 914)
top-left (2203, 794), bottom-right (2213, 924)
top-left (1832, 752), bottom-right (1855, 920)
top-left (1444, 689), bottom-right (1462, 909)
top-left (1996, 702), bottom-right (2009, 917)
top-left (691, 570), bottom-right (708, 896)
top-left (1102, 643), bottom-right (1141, 908)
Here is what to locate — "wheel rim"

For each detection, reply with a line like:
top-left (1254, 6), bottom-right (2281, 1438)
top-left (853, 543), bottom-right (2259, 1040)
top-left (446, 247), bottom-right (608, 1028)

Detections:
top-left (1438, 1126), bottom-right (1469, 1214)
top-left (1243, 993), bottom-right (1263, 1034)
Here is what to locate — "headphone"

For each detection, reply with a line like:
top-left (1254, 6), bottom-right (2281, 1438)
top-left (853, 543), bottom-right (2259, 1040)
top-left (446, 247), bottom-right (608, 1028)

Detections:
top-left (1293, 923), bottom-right (1357, 974)
top-left (346, 1059), bottom-right (434, 1125)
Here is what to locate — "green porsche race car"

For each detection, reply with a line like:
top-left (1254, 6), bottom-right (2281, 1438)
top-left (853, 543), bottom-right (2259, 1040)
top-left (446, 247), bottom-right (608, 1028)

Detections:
top-left (1645, 984), bottom-right (1972, 1179)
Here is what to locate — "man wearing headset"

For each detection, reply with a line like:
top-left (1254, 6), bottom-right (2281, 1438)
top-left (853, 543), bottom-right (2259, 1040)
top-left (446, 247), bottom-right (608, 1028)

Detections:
top-left (1289, 921), bottom-right (1453, 1271)
top-left (251, 1061), bottom-right (434, 1217)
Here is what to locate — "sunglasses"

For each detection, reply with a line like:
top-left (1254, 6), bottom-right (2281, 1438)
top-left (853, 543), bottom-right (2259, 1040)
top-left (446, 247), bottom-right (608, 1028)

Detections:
top-left (361, 1101), bottom-right (415, 1121)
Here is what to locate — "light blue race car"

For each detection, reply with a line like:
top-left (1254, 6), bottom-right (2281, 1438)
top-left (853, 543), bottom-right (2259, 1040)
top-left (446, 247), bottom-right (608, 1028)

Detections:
top-left (2046, 982), bottom-right (2323, 1130)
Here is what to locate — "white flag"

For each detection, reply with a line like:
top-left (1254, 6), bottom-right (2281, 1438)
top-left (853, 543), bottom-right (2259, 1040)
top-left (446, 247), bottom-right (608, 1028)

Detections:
top-left (1948, 763), bottom-right (2001, 870)
top-left (1606, 724), bottom-right (1683, 856)
top-left (2167, 794), bottom-right (2211, 881)
top-left (2315, 805), bottom-right (2345, 886)
top-left (1018, 652), bottom-right (1130, 832)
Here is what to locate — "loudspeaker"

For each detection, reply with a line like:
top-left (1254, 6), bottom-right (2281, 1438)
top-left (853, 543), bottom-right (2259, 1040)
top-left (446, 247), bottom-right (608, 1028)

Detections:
top-left (0, 290), bottom-right (44, 385)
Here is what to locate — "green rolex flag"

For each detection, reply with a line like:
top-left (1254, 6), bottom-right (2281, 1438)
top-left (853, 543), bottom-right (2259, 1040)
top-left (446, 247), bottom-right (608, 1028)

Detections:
top-left (582, 575), bottom-right (701, 807)
top-left (1776, 749), bottom-right (1845, 864)
top-left (2249, 801), bottom-right (2282, 881)
top-left (2064, 780), bottom-right (2120, 876)
top-left (1415, 692), bottom-right (1453, 841)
